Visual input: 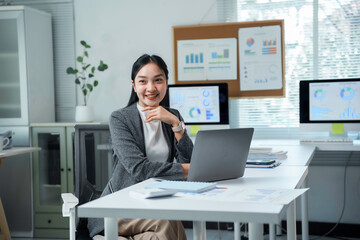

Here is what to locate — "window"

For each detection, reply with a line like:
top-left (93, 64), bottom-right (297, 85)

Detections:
top-left (218, 0), bottom-right (360, 138)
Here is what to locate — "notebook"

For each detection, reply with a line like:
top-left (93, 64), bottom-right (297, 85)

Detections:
top-left (159, 128), bottom-right (254, 182)
top-left (246, 160), bottom-right (281, 168)
top-left (145, 180), bottom-right (217, 193)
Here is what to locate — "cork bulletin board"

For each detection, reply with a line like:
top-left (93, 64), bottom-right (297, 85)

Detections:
top-left (172, 20), bottom-right (285, 98)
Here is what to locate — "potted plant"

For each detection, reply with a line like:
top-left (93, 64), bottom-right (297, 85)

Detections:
top-left (66, 40), bottom-right (108, 122)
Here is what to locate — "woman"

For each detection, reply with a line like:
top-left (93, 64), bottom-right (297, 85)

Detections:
top-left (88, 54), bottom-right (193, 239)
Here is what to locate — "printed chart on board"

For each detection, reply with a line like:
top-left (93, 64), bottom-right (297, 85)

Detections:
top-left (238, 25), bottom-right (282, 91)
top-left (177, 38), bottom-right (237, 81)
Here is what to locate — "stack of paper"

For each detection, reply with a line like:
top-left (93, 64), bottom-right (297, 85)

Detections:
top-left (248, 148), bottom-right (287, 160)
top-left (247, 148), bottom-right (287, 168)
top-left (248, 147), bottom-right (273, 153)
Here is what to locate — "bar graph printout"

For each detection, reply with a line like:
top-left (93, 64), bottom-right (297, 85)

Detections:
top-left (177, 38), bottom-right (237, 81)
top-left (238, 25), bottom-right (282, 91)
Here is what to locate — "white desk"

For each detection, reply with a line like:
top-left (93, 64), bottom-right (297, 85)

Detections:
top-left (0, 147), bottom-right (41, 240)
top-left (252, 139), bottom-right (360, 151)
top-left (251, 141), bottom-right (317, 240)
top-left (251, 139), bottom-right (360, 240)
top-left (78, 165), bottom-right (308, 240)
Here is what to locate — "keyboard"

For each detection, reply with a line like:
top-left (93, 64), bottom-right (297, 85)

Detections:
top-left (300, 138), bottom-right (353, 144)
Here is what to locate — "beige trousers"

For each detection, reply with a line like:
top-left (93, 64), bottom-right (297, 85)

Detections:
top-left (93, 219), bottom-right (187, 240)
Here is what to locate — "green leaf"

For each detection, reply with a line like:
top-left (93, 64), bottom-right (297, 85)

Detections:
top-left (85, 51), bottom-right (88, 57)
top-left (80, 40), bottom-right (87, 47)
top-left (75, 78), bottom-right (80, 84)
top-left (81, 77), bottom-right (86, 80)
top-left (66, 67), bottom-right (74, 74)
top-left (94, 80), bottom-right (99, 87)
top-left (88, 73), bottom-right (94, 78)
top-left (77, 56), bottom-right (83, 63)
top-left (83, 64), bottom-right (91, 70)
top-left (98, 61), bottom-right (108, 71)
top-left (91, 66), bottom-right (95, 74)
top-left (85, 44), bottom-right (91, 48)
top-left (73, 69), bottom-right (79, 74)
top-left (87, 84), bottom-right (93, 92)
top-left (82, 88), bottom-right (88, 96)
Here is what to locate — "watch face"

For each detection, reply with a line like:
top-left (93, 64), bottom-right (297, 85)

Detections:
top-left (181, 121), bottom-right (186, 130)
top-left (173, 121), bottom-right (185, 132)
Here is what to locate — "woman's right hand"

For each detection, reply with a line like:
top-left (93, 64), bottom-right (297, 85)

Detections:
top-left (181, 163), bottom-right (190, 178)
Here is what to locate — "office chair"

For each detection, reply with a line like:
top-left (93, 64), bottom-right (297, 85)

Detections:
top-left (62, 124), bottom-right (112, 240)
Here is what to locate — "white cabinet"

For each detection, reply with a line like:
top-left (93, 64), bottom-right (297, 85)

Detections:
top-left (0, 5), bottom-right (55, 127)
top-left (0, 5), bottom-right (55, 237)
top-left (31, 124), bottom-right (75, 238)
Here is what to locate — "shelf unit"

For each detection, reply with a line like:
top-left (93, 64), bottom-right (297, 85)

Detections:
top-left (31, 122), bottom-right (110, 238)
top-left (31, 124), bottom-right (75, 238)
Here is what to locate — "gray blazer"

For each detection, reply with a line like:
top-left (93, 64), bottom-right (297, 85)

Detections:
top-left (88, 103), bottom-right (193, 237)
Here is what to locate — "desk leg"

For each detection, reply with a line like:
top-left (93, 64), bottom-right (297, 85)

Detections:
top-left (286, 200), bottom-right (297, 240)
top-left (301, 179), bottom-right (309, 240)
top-left (0, 198), bottom-right (11, 240)
top-left (193, 221), bottom-right (206, 240)
top-left (248, 223), bottom-right (263, 240)
top-left (234, 222), bottom-right (241, 240)
top-left (104, 217), bottom-right (117, 240)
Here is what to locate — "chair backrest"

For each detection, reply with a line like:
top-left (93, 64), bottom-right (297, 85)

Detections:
top-left (73, 124), bottom-right (112, 239)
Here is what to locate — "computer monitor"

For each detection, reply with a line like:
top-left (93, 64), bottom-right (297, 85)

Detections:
top-left (163, 83), bottom-right (229, 125)
top-left (299, 78), bottom-right (360, 136)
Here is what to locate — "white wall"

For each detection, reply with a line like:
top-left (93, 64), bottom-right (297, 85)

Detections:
top-left (73, 0), bottom-right (217, 122)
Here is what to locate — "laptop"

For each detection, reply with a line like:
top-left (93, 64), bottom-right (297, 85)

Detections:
top-left (159, 128), bottom-right (254, 182)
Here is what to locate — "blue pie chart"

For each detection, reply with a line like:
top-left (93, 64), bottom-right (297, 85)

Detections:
top-left (314, 89), bottom-right (325, 100)
top-left (189, 107), bottom-right (201, 119)
top-left (340, 87), bottom-right (354, 100)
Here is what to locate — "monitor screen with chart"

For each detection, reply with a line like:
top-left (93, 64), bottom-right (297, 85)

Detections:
top-left (299, 78), bottom-right (360, 134)
top-left (163, 83), bottom-right (229, 125)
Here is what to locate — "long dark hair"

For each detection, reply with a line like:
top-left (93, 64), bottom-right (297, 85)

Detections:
top-left (127, 54), bottom-right (169, 107)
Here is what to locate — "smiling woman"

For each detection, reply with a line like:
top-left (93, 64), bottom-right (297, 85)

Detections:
top-left (87, 54), bottom-right (193, 239)
top-left (132, 62), bottom-right (168, 108)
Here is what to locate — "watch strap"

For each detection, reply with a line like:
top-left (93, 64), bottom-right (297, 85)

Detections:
top-left (172, 121), bottom-right (184, 132)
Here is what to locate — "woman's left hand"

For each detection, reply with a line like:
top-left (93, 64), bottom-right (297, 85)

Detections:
top-left (142, 106), bottom-right (179, 127)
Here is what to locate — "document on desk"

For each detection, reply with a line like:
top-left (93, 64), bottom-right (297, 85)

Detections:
top-left (223, 188), bottom-right (309, 205)
top-left (175, 187), bottom-right (307, 204)
top-left (175, 187), bottom-right (228, 198)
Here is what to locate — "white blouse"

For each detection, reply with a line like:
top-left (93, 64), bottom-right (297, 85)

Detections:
top-left (137, 104), bottom-right (169, 162)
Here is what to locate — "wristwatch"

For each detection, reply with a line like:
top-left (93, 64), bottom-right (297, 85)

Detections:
top-left (172, 121), bottom-right (185, 132)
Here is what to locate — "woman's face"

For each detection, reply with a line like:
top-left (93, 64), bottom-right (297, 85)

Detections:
top-left (132, 62), bottom-right (168, 108)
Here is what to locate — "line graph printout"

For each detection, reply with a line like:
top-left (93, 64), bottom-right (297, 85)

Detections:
top-left (309, 81), bottom-right (360, 121)
top-left (238, 25), bottom-right (282, 91)
top-left (177, 38), bottom-right (237, 81)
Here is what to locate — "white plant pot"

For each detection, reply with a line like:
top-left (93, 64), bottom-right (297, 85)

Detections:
top-left (75, 105), bottom-right (94, 122)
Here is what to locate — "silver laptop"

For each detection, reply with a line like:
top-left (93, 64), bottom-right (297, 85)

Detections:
top-left (187, 128), bottom-right (254, 182)
top-left (160, 128), bottom-right (254, 182)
